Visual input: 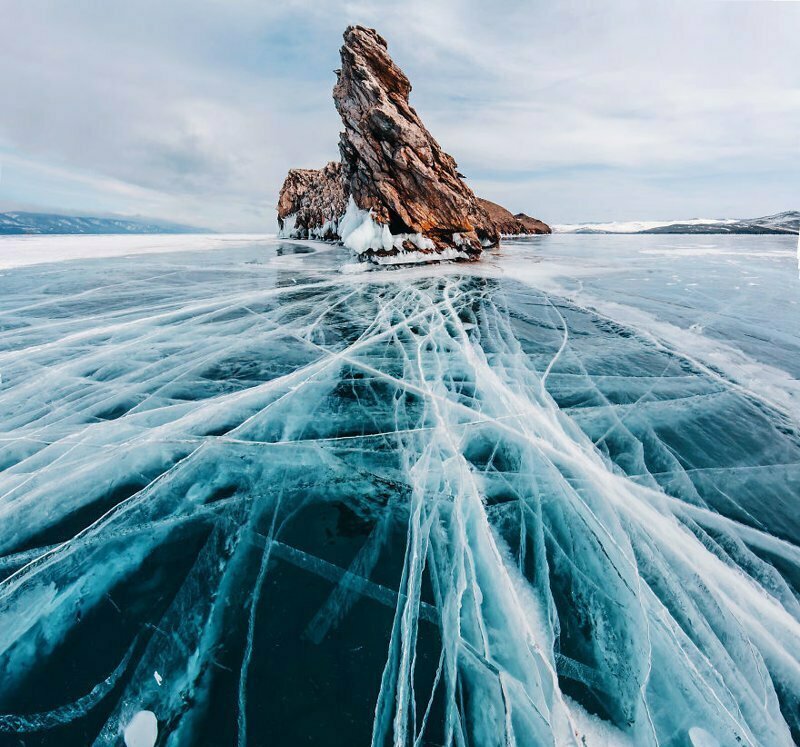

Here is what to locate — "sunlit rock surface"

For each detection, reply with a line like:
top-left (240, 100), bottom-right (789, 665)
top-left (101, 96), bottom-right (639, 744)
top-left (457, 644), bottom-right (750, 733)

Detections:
top-left (0, 233), bottom-right (798, 745)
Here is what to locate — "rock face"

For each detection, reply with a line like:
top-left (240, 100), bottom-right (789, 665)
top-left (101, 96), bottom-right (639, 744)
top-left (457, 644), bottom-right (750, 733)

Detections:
top-left (332, 26), bottom-right (496, 257)
top-left (277, 162), bottom-right (346, 240)
top-left (277, 25), bottom-right (549, 262)
top-left (513, 213), bottom-right (551, 235)
top-left (477, 199), bottom-right (551, 236)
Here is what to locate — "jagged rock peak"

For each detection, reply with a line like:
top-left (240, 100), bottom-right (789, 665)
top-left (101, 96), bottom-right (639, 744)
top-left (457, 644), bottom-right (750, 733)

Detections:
top-left (333, 25), bottom-right (496, 257)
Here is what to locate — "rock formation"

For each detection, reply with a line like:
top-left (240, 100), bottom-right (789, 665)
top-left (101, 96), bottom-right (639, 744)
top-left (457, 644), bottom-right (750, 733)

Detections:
top-left (277, 26), bottom-right (550, 262)
top-left (277, 162), bottom-right (346, 240)
top-left (513, 213), bottom-right (552, 235)
top-left (477, 199), bottom-right (551, 236)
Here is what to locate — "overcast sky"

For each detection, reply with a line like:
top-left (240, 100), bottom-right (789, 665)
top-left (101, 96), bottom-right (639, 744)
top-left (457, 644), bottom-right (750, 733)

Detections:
top-left (1, 0), bottom-right (798, 231)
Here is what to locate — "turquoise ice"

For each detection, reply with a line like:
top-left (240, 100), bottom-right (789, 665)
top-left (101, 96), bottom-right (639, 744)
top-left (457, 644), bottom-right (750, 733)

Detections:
top-left (0, 233), bottom-right (798, 746)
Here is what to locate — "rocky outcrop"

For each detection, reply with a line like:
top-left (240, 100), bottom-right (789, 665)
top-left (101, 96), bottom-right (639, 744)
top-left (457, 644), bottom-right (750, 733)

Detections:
top-left (277, 25), bottom-right (549, 263)
top-left (277, 162), bottom-right (346, 240)
top-left (332, 26), bottom-right (497, 258)
top-left (513, 213), bottom-right (551, 235)
top-left (477, 199), bottom-right (551, 236)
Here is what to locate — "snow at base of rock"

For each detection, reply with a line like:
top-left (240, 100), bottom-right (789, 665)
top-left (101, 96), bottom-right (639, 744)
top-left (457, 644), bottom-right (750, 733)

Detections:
top-left (280, 199), bottom-right (456, 265)
top-left (278, 212), bottom-right (341, 241)
top-left (371, 247), bottom-right (471, 265)
top-left (339, 197), bottom-right (435, 256)
top-left (277, 212), bottom-right (298, 238)
top-left (339, 261), bottom-right (371, 274)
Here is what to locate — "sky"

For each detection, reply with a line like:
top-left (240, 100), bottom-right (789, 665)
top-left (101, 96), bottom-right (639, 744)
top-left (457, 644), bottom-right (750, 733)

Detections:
top-left (1, 0), bottom-right (798, 231)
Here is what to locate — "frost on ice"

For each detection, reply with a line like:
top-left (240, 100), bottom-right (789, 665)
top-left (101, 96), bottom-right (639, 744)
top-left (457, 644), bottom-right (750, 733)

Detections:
top-left (0, 235), bottom-right (798, 745)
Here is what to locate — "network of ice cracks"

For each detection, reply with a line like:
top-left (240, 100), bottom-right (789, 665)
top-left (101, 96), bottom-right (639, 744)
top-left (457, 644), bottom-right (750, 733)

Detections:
top-left (0, 242), bottom-right (798, 747)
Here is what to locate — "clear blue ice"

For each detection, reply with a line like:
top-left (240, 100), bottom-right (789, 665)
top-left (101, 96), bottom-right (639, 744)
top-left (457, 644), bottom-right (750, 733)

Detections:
top-left (0, 234), bottom-right (798, 746)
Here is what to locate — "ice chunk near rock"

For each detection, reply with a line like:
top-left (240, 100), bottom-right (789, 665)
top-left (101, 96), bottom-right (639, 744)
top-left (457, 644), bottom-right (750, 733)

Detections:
top-left (338, 196), bottom-right (393, 254)
top-left (339, 197), bottom-right (440, 259)
top-left (339, 261), bottom-right (371, 274)
top-left (123, 710), bottom-right (158, 747)
top-left (371, 247), bottom-right (471, 265)
top-left (276, 212), bottom-right (298, 239)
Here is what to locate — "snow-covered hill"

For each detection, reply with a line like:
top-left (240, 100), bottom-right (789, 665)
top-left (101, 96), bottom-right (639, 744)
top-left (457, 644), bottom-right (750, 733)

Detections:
top-left (0, 211), bottom-right (205, 235)
top-left (555, 211), bottom-right (799, 235)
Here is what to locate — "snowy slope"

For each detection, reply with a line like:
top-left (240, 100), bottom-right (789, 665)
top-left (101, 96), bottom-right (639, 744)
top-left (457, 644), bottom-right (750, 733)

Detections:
top-left (0, 211), bottom-right (205, 235)
top-left (555, 211), bottom-right (799, 235)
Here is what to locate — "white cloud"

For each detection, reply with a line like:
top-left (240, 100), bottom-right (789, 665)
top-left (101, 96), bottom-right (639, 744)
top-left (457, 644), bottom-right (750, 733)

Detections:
top-left (0, 0), bottom-right (797, 228)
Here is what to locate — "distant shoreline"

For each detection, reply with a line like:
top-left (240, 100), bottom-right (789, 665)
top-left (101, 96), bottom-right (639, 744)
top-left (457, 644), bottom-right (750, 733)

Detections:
top-left (0, 211), bottom-right (206, 236)
top-left (554, 211), bottom-right (798, 235)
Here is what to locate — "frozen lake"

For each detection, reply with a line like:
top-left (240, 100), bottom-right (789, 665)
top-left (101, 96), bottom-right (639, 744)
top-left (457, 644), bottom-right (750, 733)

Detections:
top-left (0, 233), bottom-right (798, 746)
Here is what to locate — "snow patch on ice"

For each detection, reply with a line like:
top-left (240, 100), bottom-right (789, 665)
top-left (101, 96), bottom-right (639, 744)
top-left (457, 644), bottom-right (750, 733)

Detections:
top-left (688, 726), bottom-right (721, 747)
top-left (339, 197), bottom-right (436, 257)
top-left (279, 213), bottom-right (341, 241)
top-left (339, 197), bottom-right (393, 254)
top-left (562, 696), bottom-right (637, 747)
top-left (123, 710), bottom-right (158, 747)
top-left (340, 261), bottom-right (371, 274)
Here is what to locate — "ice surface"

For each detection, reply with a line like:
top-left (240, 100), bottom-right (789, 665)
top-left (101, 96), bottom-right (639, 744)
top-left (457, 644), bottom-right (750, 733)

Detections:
top-left (0, 233), bottom-right (798, 745)
top-left (0, 233), bottom-right (274, 270)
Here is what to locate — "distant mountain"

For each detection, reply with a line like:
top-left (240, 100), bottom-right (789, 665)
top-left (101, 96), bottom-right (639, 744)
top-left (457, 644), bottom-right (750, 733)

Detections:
top-left (555, 211), bottom-right (800, 235)
top-left (0, 212), bottom-right (206, 235)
